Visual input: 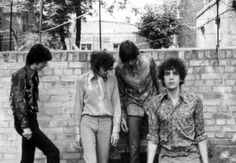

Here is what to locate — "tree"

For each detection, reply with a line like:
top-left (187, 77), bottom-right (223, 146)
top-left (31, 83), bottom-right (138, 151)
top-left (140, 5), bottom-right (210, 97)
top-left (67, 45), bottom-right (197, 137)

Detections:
top-left (59, 0), bottom-right (129, 48)
top-left (17, 0), bottom-right (129, 50)
top-left (18, 32), bottom-right (54, 51)
top-left (16, 0), bottom-right (71, 50)
top-left (138, 2), bottom-right (183, 49)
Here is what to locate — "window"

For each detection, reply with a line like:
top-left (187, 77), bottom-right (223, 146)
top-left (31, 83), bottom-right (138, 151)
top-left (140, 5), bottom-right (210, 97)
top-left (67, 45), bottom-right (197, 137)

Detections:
top-left (0, 35), bottom-right (3, 51)
top-left (113, 43), bottom-right (120, 50)
top-left (81, 43), bottom-right (92, 50)
top-left (200, 26), bottom-right (205, 36)
top-left (22, 14), bottom-right (29, 32)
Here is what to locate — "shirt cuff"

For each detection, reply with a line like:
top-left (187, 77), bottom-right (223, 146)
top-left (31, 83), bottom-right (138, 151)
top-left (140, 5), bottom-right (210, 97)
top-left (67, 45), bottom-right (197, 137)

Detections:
top-left (195, 134), bottom-right (207, 142)
top-left (146, 134), bottom-right (159, 145)
top-left (21, 121), bottom-right (29, 129)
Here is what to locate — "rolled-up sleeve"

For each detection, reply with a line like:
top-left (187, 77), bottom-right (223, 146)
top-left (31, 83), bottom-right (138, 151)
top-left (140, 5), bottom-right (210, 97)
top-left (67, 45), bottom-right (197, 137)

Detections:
top-left (115, 67), bottom-right (128, 119)
top-left (74, 78), bottom-right (84, 135)
top-left (194, 98), bottom-right (207, 142)
top-left (146, 99), bottom-right (160, 145)
top-left (111, 76), bottom-right (121, 133)
top-left (150, 58), bottom-right (159, 94)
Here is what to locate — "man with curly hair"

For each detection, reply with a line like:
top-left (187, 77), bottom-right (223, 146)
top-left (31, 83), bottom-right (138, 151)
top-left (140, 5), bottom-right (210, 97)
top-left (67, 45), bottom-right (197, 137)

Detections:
top-left (74, 50), bottom-right (121, 163)
top-left (10, 44), bottom-right (60, 163)
top-left (146, 57), bottom-right (209, 163)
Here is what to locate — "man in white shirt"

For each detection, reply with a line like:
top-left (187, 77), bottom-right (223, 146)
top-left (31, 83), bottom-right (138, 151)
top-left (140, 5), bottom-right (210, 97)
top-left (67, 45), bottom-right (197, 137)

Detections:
top-left (74, 50), bottom-right (121, 163)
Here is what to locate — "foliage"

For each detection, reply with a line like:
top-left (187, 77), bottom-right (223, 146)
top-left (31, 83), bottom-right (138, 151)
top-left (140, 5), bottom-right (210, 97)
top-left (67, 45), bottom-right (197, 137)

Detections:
top-left (138, 2), bottom-right (184, 49)
top-left (18, 32), bottom-right (60, 51)
top-left (60, 0), bottom-right (129, 48)
top-left (43, 0), bottom-right (71, 50)
top-left (16, 0), bottom-right (128, 50)
top-left (16, 0), bottom-right (70, 50)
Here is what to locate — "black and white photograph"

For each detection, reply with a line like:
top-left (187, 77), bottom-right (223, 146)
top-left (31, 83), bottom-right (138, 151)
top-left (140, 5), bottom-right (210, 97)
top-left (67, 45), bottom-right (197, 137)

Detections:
top-left (0, 0), bottom-right (236, 162)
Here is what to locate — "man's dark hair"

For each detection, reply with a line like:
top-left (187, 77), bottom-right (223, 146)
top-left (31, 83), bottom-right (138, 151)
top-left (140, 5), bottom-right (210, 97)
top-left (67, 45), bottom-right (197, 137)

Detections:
top-left (119, 40), bottom-right (140, 63)
top-left (90, 50), bottom-right (115, 72)
top-left (158, 57), bottom-right (187, 87)
top-left (26, 44), bottom-right (52, 65)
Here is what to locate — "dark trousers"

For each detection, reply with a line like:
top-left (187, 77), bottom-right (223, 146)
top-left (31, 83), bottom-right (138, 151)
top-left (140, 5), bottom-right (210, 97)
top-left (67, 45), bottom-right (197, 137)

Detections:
top-left (14, 117), bottom-right (60, 163)
top-left (128, 116), bottom-right (143, 163)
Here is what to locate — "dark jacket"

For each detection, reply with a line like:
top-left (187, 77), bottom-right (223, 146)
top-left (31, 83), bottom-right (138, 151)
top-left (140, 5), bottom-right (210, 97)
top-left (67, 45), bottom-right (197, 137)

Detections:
top-left (9, 66), bottom-right (39, 130)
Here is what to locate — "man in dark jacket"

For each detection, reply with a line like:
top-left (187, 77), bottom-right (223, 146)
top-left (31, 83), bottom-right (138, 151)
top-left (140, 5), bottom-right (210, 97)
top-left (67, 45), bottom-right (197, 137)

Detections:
top-left (10, 44), bottom-right (60, 163)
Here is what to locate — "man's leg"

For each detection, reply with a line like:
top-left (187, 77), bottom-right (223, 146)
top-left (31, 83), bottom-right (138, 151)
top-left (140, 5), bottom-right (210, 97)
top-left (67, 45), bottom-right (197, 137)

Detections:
top-left (21, 137), bottom-right (36, 163)
top-left (14, 119), bottom-right (36, 163)
top-left (31, 128), bottom-right (60, 163)
top-left (96, 117), bottom-right (112, 163)
top-left (81, 116), bottom-right (98, 163)
top-left (128, 116), bottom-right (142, 163)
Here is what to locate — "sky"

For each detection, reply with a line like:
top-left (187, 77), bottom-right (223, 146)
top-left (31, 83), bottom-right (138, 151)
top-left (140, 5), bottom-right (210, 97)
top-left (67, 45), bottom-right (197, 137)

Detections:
top-left (86, 0), bottom-right (164, 24)
top-left (128, 0), bottom-right (163, 8)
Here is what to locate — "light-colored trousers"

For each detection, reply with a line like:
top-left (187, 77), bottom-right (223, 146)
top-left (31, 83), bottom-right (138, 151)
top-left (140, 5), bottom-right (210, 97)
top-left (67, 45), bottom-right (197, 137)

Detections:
top-left (81, 115), bottom-right (112, 163)
top-left (159, 153), bottom-right (201, 163)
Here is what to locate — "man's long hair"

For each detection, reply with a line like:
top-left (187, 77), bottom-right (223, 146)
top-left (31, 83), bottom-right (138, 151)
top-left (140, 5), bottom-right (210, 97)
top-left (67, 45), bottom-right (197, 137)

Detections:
top-left (26, 44), bottom-right (52, 65)
top-left (90, 50), bottom-right (115, 72)
top-left (119, 40), bottom-right (140, 63)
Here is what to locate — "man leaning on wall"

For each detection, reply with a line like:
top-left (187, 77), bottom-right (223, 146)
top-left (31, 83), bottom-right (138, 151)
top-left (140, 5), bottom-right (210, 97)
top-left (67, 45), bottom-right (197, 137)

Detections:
top-left (115, 40), bottom-right (160, 163)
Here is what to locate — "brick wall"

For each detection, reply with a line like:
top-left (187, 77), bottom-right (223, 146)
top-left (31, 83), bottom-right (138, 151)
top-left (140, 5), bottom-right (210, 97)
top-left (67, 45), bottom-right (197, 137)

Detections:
top-left (0, 49), bottom-right (236, 162)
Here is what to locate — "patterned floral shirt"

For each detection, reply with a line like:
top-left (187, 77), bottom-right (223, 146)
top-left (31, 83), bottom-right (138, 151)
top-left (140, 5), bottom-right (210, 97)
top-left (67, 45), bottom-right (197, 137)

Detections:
top-left (115, 54), bottom-right (159, 117)
top-left (147, 89), bottom-right (207, 156)
top-left (9, 66), bottom-right (39, 130)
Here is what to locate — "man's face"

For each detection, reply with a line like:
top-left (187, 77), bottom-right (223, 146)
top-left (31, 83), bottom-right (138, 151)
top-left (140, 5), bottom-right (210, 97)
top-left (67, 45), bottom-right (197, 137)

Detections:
top-left (97, 67), bottom-right (113, 78)
top-left (35, 61), bottom-right (48, 71)
top-left (164, 69), bottom-right (180, 90)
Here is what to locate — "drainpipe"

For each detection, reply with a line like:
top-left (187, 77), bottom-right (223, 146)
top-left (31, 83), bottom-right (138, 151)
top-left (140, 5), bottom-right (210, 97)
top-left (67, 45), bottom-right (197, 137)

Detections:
top-left (39, 0), bottom-right (43, 43)
top-left (9, 1), bottom-right (12, 50)
top-left (99, 0), bottom-right (102, 49)
top-left (216, 0), bottom-right (220, 53)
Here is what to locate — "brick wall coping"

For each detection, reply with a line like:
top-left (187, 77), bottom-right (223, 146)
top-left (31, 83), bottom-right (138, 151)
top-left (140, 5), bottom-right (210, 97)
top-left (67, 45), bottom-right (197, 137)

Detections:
top-left (1, 47), bottom-right (236, 55)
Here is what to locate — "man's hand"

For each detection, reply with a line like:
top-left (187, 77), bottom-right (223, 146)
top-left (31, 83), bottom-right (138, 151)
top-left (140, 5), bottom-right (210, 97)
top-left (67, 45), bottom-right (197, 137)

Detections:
top-left (121, 117), bottom-right (128, 132)
top-left (22, 128), bottom-right (32, 140)
top-left (74, 134), bottom-right (81, 148)
top-left (111, 132), bottom-right (119, 147)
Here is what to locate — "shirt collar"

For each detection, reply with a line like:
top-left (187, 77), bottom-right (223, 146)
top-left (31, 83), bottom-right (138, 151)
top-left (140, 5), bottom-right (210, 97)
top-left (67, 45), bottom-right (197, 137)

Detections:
top-left (159, 89), bottom-right (190, 104)
top-left (25, 65), bottom-right (37, 79)
top-left (179, 90), bottom-right (190, 104)
top-left (88, 71), bottom-right (96, 81)
top-left (88, 71), bottom-right (108, 81)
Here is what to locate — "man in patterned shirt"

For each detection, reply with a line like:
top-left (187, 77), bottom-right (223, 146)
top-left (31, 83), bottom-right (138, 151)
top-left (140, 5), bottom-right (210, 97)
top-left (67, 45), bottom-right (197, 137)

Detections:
top-left (10, 44), bottom-right (60, 163)
top-left (146, 57), bottom-right (209, 163)
top-left (115, 40), bottom-right (159, 163)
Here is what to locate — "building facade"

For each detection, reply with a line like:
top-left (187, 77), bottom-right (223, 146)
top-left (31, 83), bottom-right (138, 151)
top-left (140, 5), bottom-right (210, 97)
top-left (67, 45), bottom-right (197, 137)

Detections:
top-left (196, 0), bottom-right (236, 48)
top-left (69, 20), bottom-right (148, 50)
